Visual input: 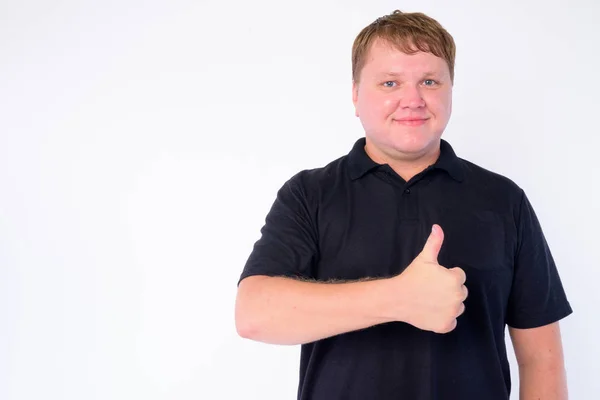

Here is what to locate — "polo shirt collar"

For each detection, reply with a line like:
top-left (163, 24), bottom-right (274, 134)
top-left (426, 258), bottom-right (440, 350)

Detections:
top-left (347, 137), bottom-right (465, 182)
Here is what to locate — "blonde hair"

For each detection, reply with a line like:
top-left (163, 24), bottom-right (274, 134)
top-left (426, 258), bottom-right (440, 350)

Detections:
top-left (351, 10), bottom-right (456, 83)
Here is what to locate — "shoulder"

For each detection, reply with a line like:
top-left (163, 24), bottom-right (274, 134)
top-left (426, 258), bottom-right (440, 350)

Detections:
top-left (458, 157), bottom-right (525, 201)
top-left (285, 154), bottom-right (350, 197)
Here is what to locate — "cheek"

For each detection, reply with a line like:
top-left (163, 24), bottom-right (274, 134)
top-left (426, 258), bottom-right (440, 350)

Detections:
top-left (359, 92), bottom-right (396, 119)
top-left (427, 93), bottom-right (452, 118)
top-left (381, 97), bottom-right (397, 112)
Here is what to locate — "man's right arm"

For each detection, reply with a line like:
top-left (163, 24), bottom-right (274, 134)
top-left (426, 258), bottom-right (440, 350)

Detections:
top-left (235, 225), bottom-right (468, 345)
top-left (235, 275), bottom-right (395, 345)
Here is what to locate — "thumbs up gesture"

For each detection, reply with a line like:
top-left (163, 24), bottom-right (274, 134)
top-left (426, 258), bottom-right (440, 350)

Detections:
top-left (390, 224), bottom-right (468, 334)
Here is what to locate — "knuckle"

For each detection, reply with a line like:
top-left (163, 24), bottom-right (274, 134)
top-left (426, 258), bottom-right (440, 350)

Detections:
top-left (454, 291), bottom-right (464, 302)
top-left (442, 320), bottom-right (456, 333)
top-left (437, 318), bottom-right (457, 333)
top-left (451, 303), bottom-right (463, 317)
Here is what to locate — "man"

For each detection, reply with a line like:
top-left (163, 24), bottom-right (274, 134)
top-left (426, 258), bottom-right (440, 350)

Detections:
top-left (235, 10), bottom-right (572, 400)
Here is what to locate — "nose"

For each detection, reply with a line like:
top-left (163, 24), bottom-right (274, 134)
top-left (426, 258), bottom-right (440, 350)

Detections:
top-left (399, 85), bottom-right (425, 109)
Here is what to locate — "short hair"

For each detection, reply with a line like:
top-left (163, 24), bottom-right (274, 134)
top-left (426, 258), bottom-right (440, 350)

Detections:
top-left (351, 10), bottom-right (456, 83)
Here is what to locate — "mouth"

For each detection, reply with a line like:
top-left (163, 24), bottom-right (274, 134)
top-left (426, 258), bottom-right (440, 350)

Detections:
top-left (393, 118), bottom-right (428, 127)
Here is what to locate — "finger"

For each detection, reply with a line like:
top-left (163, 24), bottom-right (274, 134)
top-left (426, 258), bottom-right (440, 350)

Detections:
top-left (419, 224), bottom-right (445, 263)
top-left (462, 285), bottom-right (469, 301)
top-left (439, 319), bottom-right (457, 334)
top-left (449, 267), bottom-right (466, 285)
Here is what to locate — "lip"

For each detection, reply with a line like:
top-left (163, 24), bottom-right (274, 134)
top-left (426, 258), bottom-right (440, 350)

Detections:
top-left (394, 118), bottom-right (428, 126)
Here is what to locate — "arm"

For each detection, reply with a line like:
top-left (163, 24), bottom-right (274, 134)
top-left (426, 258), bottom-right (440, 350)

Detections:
top-left (236, 175), bottom-right (394, 345)
top-left (236, 225), bottom-right (468, 345)
top-left (235, 275), bottom-right (393, 345)
top-left (509, 322), bottom-right (568, 400)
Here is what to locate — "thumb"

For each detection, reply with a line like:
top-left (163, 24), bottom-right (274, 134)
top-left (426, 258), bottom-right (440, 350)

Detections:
top-left (419, 224), bottom-right (444, 262)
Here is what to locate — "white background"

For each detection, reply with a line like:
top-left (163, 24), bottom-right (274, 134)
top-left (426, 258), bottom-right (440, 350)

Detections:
top-left (1, 0), bottom-right (598, 399)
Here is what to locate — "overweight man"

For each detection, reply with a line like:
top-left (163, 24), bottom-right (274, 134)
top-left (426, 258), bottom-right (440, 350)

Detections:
top-left (235, 10), bottom-right (572, 400)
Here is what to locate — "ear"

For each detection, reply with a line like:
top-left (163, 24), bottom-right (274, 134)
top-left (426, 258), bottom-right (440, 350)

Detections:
top-left (352, 81), bottom-right (359, 117)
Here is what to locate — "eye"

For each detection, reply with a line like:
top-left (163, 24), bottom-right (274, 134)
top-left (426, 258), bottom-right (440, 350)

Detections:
top-left (383, 81), bottom-right (397, 88)
top-left (423, 79), bottom-right (438, 86)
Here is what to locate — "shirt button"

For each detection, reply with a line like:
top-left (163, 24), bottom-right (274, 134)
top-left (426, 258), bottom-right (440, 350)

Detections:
top-left (404, 188), bottom-right (411, 194)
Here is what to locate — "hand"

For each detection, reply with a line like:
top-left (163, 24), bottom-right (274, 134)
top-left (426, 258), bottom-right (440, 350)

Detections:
top-left (391, 224), bottom-right (468, 334)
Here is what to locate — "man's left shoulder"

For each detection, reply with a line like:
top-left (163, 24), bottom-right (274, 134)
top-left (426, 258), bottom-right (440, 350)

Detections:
top-left (458, 157), bottom-right (523, 195)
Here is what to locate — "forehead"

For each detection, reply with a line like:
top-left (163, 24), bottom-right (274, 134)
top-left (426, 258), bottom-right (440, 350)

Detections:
top-left (362, 39), bottom-right (449, 77)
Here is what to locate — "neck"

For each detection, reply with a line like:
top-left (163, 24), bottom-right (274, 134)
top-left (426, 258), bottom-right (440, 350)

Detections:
top-left (364, 139), bottom-right (441, 182)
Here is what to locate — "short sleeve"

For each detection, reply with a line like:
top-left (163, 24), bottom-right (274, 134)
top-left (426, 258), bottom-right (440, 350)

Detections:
top-left (506, 190), bottom-right (573, 328)
top-left (238, 173), bottom-right (319, 285)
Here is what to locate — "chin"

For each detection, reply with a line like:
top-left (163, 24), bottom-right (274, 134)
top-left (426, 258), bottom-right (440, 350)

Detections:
top-left (387, 135), bottom-right (438, 154)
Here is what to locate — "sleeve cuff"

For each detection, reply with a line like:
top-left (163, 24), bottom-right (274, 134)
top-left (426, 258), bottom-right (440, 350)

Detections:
top-left (506, 302), bottom-right (573, 329)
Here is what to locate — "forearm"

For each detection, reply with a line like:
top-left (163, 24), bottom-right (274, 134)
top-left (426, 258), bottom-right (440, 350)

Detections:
top-left (235, 275), bottom-right (394, 345)
top-left (518, 361), bottom-right (568, 400)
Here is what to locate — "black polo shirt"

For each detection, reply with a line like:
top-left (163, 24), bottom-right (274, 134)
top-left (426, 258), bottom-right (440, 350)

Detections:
top-left (239, 138), bottom-right (572, 400)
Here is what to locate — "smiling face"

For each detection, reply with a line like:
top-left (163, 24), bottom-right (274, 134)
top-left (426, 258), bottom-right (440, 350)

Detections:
top-left (352, 39), bottom-right (453, 164)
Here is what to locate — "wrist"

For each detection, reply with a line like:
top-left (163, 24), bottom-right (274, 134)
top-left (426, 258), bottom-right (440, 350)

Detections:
top-left (390, 274), bottom-right (413, 325)
top-left (371, 277), bottom-right (404, 324)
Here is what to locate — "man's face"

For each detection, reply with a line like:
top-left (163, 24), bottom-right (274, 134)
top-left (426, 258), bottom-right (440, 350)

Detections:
top-left (352, 39), bottom-right (453, 160)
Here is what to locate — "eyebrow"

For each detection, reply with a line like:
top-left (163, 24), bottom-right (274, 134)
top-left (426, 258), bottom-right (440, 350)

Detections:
top-left (379, 71), bottom-right (441, 78)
